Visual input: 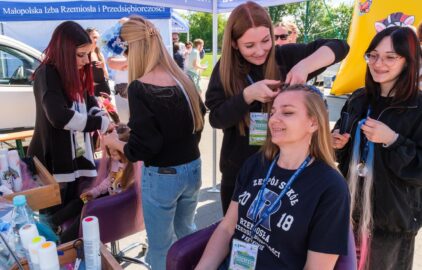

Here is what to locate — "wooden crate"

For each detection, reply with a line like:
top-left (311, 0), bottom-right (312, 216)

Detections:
top-left (3, 157), bottom-right (61, 211)
top-left (11, 241), bottom-right (123, 270)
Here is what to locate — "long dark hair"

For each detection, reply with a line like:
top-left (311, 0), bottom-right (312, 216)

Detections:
top-left (365, 26), bottom-right (421, 104)
top-left (36, 21), bottom-right (94, 101)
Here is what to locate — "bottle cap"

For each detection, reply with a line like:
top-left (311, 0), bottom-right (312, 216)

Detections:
top-left (13, 195), bottom-right (27, 206)
top-left (82, 216), bottom-right (100, 240)
top-left (38, 241), bottom-right (60, 270)
top-left (19, 223), bottom-right (39, 249)
top-left (28, 236), bottom-right (46, 264)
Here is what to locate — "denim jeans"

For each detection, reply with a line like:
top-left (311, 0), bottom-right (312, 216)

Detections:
top-left (141, 158), bottom-right (202, 270)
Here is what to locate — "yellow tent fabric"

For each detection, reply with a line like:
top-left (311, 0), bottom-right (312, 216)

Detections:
top-left (331, 0), bottom-right (421, 95)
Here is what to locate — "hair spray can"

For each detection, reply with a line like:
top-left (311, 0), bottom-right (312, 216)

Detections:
top-left (38, 241), bottom-right (59, 270)
top-left (7, 150), bottom-right (23, 192)
top-left (82, 216), bottom-right (101, 270)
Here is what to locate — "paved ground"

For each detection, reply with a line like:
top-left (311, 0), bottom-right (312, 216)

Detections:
top-left (115, 77), bottom-right (422, 269)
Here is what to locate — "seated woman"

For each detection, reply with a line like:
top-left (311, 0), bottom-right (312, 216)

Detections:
top-left (196, 84), bottom-right (351, 270)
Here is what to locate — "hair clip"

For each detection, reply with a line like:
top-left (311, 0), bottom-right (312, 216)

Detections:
top-left (148, 27), bottom-right (157, 37)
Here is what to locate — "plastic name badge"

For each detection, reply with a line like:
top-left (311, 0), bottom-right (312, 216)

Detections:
top-left (229, 239), bottom-right (258, 270)
top-left (249, 113), bottom-right (268, 146)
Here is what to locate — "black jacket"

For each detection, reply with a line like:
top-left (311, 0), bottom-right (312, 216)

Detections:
top-left (335, 89), bottom-right (422, 233)
top-left (205, 39), bottom-right (350, 183)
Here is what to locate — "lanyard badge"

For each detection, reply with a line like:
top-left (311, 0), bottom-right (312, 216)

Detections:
top-left (250, 154), bottom-right (310, 239)
top-left (356, 107), bottom-right (373, 177)
top-left (246, 75), bottom-right (268, 146)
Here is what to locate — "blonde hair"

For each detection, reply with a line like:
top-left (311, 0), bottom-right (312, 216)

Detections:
top-left (120, 15), bottom-right (204, 131)
top-left (220, 1), bottom-right (279, 135)
top-left (262, 85), bottom-right (337, 171)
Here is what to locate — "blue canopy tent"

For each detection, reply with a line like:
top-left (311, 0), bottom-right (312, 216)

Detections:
top-left (0, 0), bottom-right (308, 189)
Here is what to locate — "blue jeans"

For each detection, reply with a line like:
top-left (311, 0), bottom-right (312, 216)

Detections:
top-left (141, 158), bottom-right (202, 270)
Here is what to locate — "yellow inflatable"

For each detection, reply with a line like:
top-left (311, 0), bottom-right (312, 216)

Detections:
top-left (331, 0), bottom-right (421, 95)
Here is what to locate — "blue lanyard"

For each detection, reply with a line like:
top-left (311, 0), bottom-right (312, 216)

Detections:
top-left (251, 154), bottom-right (311, 238)
top-left (360, 107), bottom-right (372, 163)
top-left (246, 74), bottom-right (254, 85)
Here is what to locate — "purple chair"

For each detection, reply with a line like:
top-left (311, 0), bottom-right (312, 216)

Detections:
top-left (79, 176), bottom-right (149, 268)
top-left (166, 222), bottom-right (357, 270)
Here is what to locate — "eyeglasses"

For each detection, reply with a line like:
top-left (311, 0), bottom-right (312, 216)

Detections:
top-left (364, 52), bottom-right (403, 66)
top-left (274, 34), bottom-right (289, 41)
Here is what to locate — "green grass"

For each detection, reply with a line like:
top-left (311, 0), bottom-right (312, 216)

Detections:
top-left (201, 52), bottom-right (221, 78)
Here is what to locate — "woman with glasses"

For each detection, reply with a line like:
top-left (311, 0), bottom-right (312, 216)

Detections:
top-left (332, 26), bottom-right (422, 270)
top-left (197, 85), bottom-right (350, 270)
top-left (205, 1), bottom-right (349, 215)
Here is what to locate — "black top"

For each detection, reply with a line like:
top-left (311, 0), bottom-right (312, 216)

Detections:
top-left (232, 153), bottom-right (350, 269)
top-left (334, 89), bottom-right (422, 233)
top-left (123, 80), bottom-right (205, 167)
top-left (28, 64), bottom-right (108, 182)
top-left (205, 39), bottom-right (350, 182)
top-left (92, 61), bottom-right (111, 96)
top-left (173, 52), bottom-right (185, 70)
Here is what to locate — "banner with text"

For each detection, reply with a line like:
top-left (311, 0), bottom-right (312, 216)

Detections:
top-left (0, 1), bottom-right (170, 21)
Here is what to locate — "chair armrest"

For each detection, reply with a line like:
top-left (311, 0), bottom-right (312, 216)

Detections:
top-left (166, 221), bottom-right (220, 270)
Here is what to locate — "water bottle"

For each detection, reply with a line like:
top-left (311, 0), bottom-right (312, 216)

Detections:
top-left (9, 195), bottom-right (36, 260)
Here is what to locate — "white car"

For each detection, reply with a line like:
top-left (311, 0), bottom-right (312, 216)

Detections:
top-left (0, 35), bottom-right (42, 132)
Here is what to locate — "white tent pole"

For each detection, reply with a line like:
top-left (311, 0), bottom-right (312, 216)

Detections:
top-left (209, 0), bottom-right (219, 193)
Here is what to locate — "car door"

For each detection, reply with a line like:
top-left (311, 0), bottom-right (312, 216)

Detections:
top-left (0, 44), bottom-right (40, 131)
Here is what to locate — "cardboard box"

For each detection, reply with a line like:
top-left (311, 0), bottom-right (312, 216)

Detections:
top-left (3, 157), bottom-right (61, 211)
top-left (11, 241), bottom-right (123, 270)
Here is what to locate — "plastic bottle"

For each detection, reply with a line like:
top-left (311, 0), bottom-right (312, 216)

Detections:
top-left (38, 241), bottom-right (59, 270)
top-left (7, 150), bottom-right (23, 192)
top-left (28, 236), bottom-right (46, 270)
top-left (82, 216), bottom-right (101, 270)
top-left (9, 195), bottom-right (36, 259)
top-left (19, 223), bottom-right (39, 270)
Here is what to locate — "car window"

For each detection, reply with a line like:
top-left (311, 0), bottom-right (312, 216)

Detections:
top-left (0, 45), bottom-right (40, 85)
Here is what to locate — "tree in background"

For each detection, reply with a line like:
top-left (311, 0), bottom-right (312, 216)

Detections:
top-left (180, 12), bottom-right (227, 52)
top-left (268, 0), bottom-right (353, 42)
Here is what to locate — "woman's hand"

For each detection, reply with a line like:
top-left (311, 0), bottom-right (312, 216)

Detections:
top-left (285, 60), bottom-right (309, 85)
top-left (95, 61), bottom-right (105, 69)
top-left (243, 79), bottom-right (281, 104)
top-left (332, 129), bottom-right (350, 149)
top-left (361, 117), bottom-right (398, 145)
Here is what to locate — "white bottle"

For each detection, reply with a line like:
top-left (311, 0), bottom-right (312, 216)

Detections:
top-left (82, 216), bottom-right (101, 270)
top-left (28, 236), bottom-right (46, 270)
top-left (7, 150), bottom-right (23, 192)
top-left (19, 224), bottom-right (39, 270)
top-left (38, 241), bottom-right (59, 270)
top-left (0, 153), bottom-right (11, 189)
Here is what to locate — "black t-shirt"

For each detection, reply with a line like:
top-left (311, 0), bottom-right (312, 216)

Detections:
top-left (231, 153), bottom-right (350, 269)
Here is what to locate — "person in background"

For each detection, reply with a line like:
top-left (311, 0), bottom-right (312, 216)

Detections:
top-left (196, 85), bottom-right (350, 270)
top-left (86, 27), bottom-right (111, 96)
top-left (332, 26), bottom-right (422, 270)
top-left (205, 1), bottom-right (349, 214)
top-left (28, 21), bottom-right (113, 216)
top-left (285, 21), bottom-right (300, 43)
top-left (104, 16), bottom-right (205, 270)
top-left (184, 41), bottom-right (193, 70)
top-left (172, 32), bottom-right (186, 57)
top-left (187, 38), bottom-right (207, 93)
top-left (173, 42), bottom-right (185, 70)
top-left (273, 22), bottom-right (291, 46)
